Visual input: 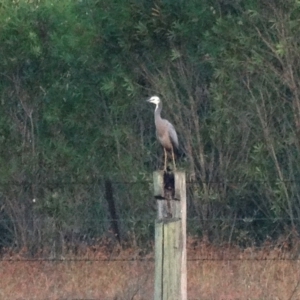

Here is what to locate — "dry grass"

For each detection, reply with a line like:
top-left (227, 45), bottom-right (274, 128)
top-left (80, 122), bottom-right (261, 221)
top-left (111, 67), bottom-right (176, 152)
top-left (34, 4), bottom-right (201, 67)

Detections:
top-left (1, 237), bottom-right (300, 300)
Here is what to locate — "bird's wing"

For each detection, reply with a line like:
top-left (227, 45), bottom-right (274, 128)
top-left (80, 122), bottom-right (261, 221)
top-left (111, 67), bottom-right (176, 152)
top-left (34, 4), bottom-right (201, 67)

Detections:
top-left (167, 121), bottom-right (179, 148)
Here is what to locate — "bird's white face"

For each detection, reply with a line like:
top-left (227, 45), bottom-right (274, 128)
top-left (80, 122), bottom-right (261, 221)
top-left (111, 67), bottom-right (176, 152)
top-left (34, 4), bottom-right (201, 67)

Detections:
top-left (147, 96), bottom-right (160, 105)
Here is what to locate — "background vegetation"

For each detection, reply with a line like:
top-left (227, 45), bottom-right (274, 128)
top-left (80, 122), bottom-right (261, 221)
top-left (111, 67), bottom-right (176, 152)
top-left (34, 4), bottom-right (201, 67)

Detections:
top-left (1, 0), bottom-right (300, 255)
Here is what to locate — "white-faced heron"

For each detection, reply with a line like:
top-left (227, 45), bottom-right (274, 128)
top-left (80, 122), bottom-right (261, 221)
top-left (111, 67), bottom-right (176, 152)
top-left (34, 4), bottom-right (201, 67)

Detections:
top-left (147, 95), bottom-right (179, 171)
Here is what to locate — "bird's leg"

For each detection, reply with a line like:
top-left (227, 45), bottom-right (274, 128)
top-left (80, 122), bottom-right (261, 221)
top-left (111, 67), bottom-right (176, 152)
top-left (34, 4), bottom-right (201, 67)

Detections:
top-left (164, 147), bottom-right (167, 172)
top-left (171, 146), bottom-right (176, 171)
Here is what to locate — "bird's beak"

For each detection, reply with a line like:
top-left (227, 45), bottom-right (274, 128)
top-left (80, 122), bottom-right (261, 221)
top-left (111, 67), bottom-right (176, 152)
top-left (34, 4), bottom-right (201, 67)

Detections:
top-left (146, 97), bottom-right (152, 103)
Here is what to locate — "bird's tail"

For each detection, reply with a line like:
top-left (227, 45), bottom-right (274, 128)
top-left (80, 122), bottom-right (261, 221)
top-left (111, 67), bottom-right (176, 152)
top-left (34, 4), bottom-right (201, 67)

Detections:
top-left (174, 146), bottom-right (186, 160)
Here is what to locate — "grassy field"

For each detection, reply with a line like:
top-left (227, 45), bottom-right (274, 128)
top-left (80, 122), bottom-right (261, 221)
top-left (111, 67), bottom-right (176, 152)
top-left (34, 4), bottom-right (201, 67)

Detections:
top-left (1, 237), bottom-right (300, 299)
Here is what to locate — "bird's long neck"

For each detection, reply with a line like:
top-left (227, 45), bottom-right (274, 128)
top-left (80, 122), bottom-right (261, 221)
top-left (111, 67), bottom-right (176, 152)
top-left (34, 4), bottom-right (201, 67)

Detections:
top-left (154, 101), bottom-right (162, 121)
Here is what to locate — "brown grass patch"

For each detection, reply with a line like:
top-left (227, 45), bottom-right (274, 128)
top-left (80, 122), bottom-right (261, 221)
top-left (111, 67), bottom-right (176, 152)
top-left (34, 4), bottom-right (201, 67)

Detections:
top-left (1, 237), bottom-right (300, 299)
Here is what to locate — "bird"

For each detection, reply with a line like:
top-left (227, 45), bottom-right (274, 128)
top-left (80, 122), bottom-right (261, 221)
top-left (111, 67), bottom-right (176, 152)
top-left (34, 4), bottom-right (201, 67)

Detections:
top-left (147, 95), bottom-right (179, 171)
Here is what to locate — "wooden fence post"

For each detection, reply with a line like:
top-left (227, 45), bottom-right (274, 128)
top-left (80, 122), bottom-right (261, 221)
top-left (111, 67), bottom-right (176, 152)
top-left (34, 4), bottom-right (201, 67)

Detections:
top-left (153, 171), bottom-right (187, 300)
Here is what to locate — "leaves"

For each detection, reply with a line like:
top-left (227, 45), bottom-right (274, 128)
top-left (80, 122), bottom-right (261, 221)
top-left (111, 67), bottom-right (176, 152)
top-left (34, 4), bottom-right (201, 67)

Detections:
top-left (1, 0), bottom-right (300, 250)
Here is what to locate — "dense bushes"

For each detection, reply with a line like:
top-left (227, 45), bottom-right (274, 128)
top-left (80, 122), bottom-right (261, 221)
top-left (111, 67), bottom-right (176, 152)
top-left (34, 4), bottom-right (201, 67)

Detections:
top-left (1, 0), bottom-right (300, 254)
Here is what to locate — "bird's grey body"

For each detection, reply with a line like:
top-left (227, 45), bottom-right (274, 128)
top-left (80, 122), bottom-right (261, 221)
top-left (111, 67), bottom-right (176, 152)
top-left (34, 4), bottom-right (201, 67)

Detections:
top-left (147, 96), bottom-right (179, 170)
top-left (154, 101), bottom-right (178, 151)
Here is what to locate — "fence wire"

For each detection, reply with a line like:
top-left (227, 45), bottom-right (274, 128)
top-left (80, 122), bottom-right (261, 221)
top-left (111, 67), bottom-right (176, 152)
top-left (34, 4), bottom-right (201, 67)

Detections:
top-left (1, 180), bottom-right (300, 299)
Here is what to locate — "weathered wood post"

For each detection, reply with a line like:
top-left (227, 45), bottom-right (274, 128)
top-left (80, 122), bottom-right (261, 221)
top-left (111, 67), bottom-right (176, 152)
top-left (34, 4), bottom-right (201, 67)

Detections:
top-left (153, 170), bottom-right (187, 300)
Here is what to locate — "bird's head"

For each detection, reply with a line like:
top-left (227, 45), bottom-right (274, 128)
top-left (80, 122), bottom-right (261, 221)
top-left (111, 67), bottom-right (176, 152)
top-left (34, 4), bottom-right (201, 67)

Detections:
top-left (147, 96), bottom-right (160, 105)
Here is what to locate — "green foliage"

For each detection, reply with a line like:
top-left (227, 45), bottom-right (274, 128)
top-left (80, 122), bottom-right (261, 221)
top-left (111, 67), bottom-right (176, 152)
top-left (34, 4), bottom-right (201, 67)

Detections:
top-left (1, 0), bottom-right (300, 252)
